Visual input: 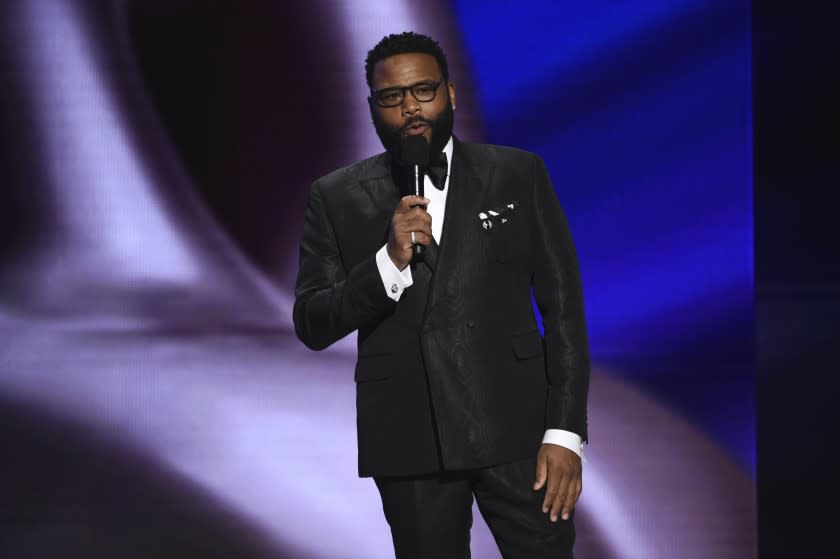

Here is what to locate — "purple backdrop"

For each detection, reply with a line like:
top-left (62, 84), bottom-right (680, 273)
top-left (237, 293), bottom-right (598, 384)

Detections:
top-left (0, 1), bottom-right (754, 557)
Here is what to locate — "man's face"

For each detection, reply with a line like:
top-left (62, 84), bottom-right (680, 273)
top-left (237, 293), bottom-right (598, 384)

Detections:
top-left (369, 53), bottom-right (457, 157)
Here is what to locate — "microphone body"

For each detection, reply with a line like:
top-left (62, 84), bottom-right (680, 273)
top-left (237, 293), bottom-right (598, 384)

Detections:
top-left (412, 163), bottom-right (424, 257)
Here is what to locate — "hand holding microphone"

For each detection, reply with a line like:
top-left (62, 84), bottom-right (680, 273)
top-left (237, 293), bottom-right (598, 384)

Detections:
top-left (387, 194), bottom-right (431, 271)
top-left (400, 135), bottom-right (430, 259)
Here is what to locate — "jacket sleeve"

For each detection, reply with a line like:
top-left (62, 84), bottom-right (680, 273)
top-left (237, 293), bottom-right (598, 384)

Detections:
top-left (293, 179), bottom-right (396, 350)
top-left (529, 154), bottom-right (591, 442)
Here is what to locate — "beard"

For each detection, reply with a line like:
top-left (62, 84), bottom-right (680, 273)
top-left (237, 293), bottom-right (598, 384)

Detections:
top-left (371, 98), bottom-right (455, 163)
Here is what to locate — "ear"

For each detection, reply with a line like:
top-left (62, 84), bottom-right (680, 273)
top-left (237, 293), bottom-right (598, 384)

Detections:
top-left (447, 82), bottom-right (456, 107)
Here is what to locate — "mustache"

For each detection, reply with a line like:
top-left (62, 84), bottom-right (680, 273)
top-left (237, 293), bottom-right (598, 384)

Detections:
top-left (400, 117), bottom-right (433, 133)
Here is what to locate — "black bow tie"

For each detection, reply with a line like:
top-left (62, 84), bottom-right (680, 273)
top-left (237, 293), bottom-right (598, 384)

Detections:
top-left (427, 151), bottom-right (448, 190)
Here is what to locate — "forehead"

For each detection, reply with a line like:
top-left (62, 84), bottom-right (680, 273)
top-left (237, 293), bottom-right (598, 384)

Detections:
top-left (371, 53), bottom-right (441, 89)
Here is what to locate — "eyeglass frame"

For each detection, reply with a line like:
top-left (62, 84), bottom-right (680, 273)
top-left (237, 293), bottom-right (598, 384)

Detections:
top-left (370, 79), bottom-right (444, 108)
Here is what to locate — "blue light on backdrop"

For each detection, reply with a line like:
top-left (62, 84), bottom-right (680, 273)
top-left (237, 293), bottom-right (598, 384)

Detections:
top-left (454, 0), bottom-right (753, 471)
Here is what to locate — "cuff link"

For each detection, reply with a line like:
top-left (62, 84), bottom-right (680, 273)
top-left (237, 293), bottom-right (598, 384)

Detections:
top-left (391, 283), bottom-right (398, 294)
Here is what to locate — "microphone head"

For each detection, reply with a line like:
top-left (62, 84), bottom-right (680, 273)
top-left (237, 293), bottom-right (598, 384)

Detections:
top-left (399, 135), bottom-right (430, 167)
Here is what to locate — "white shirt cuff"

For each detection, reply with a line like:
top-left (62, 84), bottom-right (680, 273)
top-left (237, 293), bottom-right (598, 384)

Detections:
top-left (375, 244), bottom-right (413, 301)
top-left (542, 429), bottom-right (586, 463)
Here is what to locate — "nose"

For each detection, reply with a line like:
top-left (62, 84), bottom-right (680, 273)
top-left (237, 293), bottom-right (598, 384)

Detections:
top-left (401, 92), bottom-right (421, 116)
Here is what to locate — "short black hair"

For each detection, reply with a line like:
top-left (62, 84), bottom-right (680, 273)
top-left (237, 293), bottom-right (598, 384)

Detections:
top-left (365, 31), bottom-right (449, 89)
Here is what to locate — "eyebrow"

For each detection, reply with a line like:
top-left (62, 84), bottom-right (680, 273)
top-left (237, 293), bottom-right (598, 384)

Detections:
top-left (372, 77), bottom-right (441, 91)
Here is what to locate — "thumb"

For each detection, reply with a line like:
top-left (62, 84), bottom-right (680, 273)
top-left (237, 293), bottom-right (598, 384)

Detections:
top-left (533, 451), bottom-right (547, 490)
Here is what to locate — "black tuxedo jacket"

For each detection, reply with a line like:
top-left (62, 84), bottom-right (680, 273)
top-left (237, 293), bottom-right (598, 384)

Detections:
top-left (294, 139), bottom-right (589, 478)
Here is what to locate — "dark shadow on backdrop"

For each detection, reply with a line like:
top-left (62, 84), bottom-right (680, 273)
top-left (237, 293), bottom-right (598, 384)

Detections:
top-left (754, 0), bottom-right (840, 556)
top-left (0, 395), bottom-right (309, 559)
top-left (127, 1), bottom-right (357, 286)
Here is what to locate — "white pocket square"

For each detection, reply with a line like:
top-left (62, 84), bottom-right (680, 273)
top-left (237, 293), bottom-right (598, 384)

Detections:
top-left (479, 201), bottom-right (517, 230)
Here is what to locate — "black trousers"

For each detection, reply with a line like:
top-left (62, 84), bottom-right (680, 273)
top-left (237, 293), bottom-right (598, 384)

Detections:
top-left (373, 457), bottom-right (575, 559)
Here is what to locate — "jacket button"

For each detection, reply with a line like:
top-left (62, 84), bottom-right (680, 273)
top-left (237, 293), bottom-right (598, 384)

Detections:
top-left (467, 320), bottom-right (476, 328)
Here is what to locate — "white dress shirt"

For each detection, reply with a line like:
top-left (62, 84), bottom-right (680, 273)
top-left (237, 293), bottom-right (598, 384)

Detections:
top-left (373, 137), bottom-right (584, 461)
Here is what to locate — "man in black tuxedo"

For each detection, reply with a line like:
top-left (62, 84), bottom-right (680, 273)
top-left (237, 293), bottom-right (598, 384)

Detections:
top-left (294, 32), bottom-right (589, 559)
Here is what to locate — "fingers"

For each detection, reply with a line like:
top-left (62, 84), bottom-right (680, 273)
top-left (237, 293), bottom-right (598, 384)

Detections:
top-left (546, 475), bottom-right (570, 522)
top-left (547, 472), bottom-right (582, 522)
top-left (393, 200), bottom-right (432, 234)
top-left (561, 477), bottom-right (582, 521)
top-left (533, 451), bottom-right (548, 491)
top-left (393, 207), bottom-right (432, 248)
top-left (400, 208), bottom-right (432, 228)
top-left (558, 475), bottom-right (580, 521)
top-left (397, 230), bottom-right (433, 249)
top-left (400, 213), bottom-right (433, 232)
top-left (395, 220), bottom-right (432, 243)
top-left (397, 195), bottom-right (430, 212)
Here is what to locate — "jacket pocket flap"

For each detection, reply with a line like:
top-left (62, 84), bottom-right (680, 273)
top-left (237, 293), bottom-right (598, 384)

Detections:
top-left (512, 330), bottom-right (544, 359)
top-left (354, 354), bottom-right (394, 382)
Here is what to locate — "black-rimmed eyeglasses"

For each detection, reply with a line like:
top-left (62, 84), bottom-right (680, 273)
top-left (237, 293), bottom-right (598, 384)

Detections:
top-left (371, 79), bottom-right (442, 108)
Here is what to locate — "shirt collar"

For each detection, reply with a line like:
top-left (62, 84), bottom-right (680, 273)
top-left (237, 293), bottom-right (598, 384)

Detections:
top-left (442, 136), bottom-right (454, 188)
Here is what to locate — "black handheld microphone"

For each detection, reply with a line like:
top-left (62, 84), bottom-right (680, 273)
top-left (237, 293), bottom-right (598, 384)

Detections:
top-left (399, 135), bottom-right (430, 258)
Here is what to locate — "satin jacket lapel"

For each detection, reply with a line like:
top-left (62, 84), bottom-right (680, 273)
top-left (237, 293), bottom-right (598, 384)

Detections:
top-left (424, 139), bottom-right (496, 320)
top-left (358, 153), bottom-right (401, 235)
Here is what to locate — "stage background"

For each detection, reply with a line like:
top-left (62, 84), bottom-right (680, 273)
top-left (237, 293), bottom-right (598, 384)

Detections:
top-left (0, 1), bottom-right (754, 557)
